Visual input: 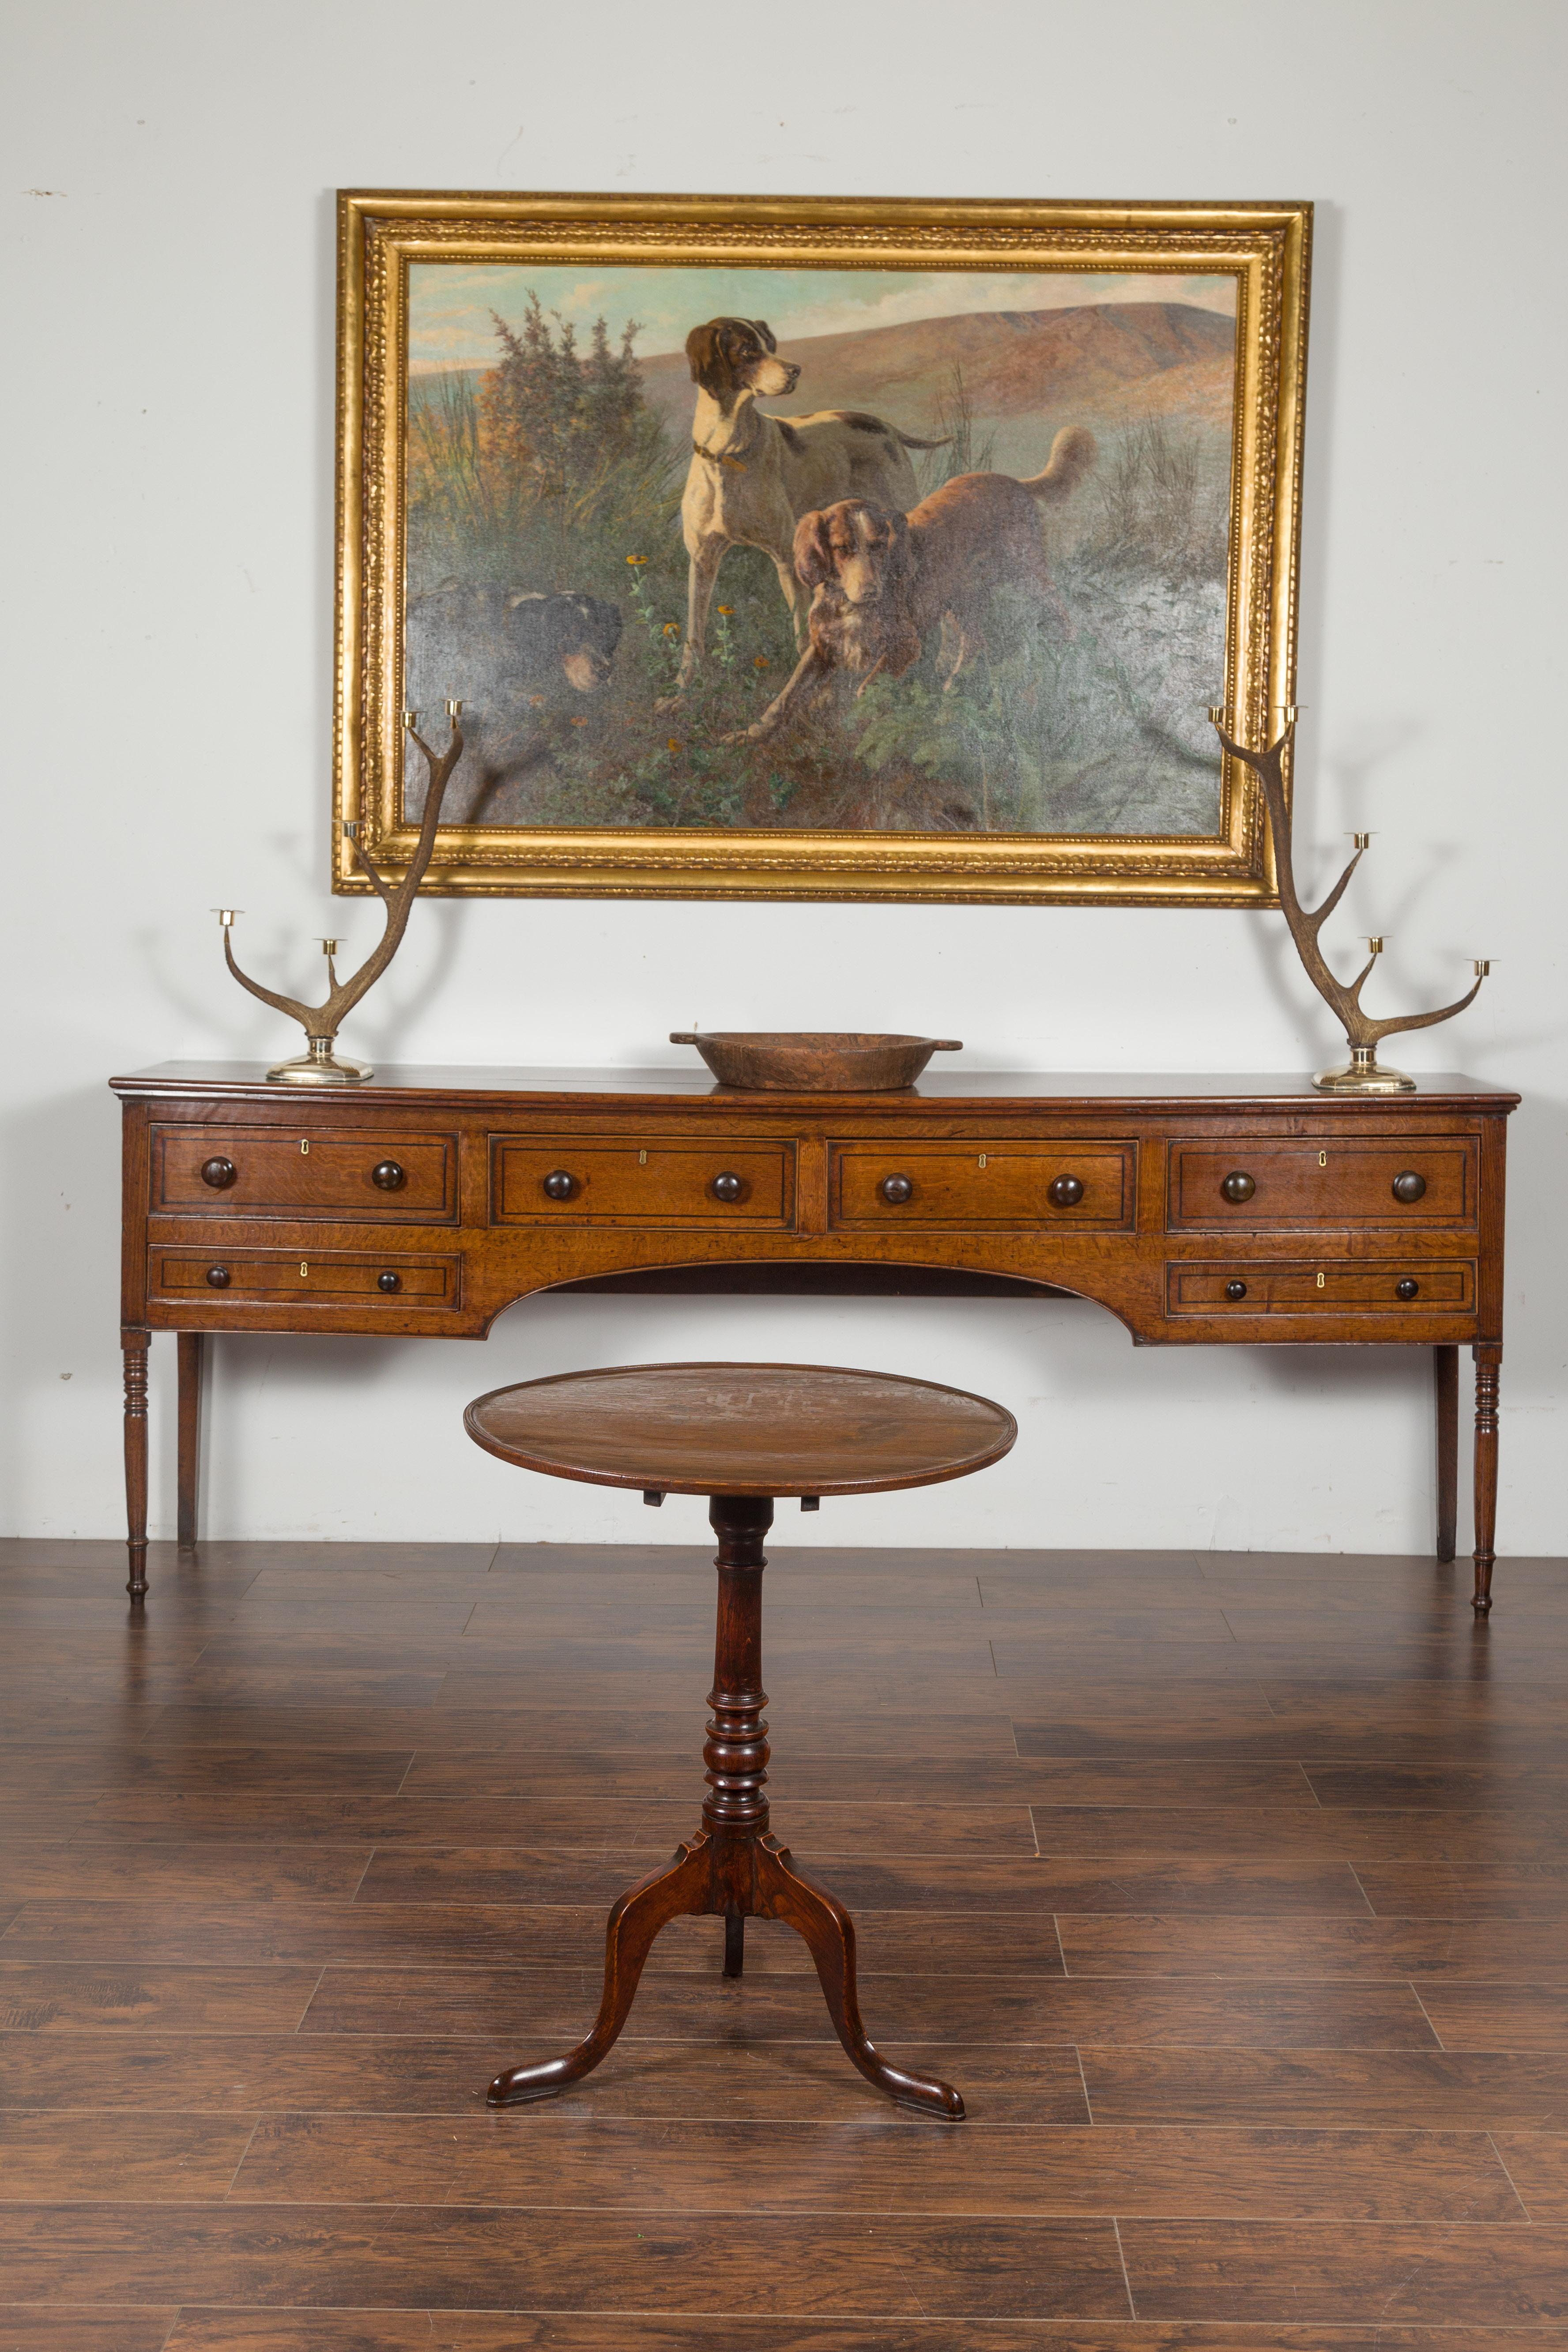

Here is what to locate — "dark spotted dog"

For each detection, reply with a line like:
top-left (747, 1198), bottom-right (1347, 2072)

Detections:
top-left (404, 582), bottom-right (622, 819)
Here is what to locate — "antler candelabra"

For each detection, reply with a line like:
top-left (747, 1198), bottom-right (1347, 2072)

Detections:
top-left (1209, 708), bottom-right (1489, 1093)
top-left (217, 704), bottom-right (466, 1084)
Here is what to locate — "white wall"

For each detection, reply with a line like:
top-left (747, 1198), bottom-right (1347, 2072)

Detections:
top-left (3, 0), bottom-right (1563, 1554)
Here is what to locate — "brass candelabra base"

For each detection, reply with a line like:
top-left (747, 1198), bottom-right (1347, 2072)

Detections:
top-left (266, 1037), bottom-right (373, 1086)
top-left (1313, 1045), bottom-right (1416, 1094)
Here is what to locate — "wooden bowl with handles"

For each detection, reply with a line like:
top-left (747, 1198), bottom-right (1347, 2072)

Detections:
top-left (668, 1032), bottom-right (963, 1092)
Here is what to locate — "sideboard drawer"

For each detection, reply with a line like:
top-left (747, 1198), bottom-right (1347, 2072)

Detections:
top-left (1167, 1259), bottom-right (1476, 1318)
top-left (1168, 1138), bottom-right (1477, 1232)
top-left (153, 1125), bottom-right (457, 1222)
top-left (150, 1248), bottom-right (461, 1308)
top-left (491, 1136), bottom-right (795, 1226)
top-left (829, 1142), bottom-right (1135, 1230)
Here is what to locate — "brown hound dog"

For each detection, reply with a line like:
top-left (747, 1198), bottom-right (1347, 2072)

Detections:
top-left (733, 426), bottom-right (1097, 742)
top-left (662, 317), bottom-right (946, 704)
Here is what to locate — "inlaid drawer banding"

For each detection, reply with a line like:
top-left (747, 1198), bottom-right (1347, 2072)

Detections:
top-left (1166, 1260), bottom-right (1477, 1318)
top-left (491, 1136), bottom-right (795, 1227)
top-left (829, 1142), bottom-right (1137, 1230)
top-left (151, 1248), bottom-right (461, 1308)
top-left (153, 1126), bottom-right (457, 1221)
top-left (1169, 1137), bottom-right (1477, 1231)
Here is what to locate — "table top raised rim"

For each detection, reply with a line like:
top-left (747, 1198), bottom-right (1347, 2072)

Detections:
top-left (463, 1360), bottom-right (1019, 1498)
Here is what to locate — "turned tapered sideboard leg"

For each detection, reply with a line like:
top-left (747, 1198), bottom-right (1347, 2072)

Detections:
top-left (1471, 1344), bottom-right (1501, 1614)
top-left (177, 1332), bottom-right (205, 1551)
top-left (1433, 1346), bottom-right (1459, 1565)
top-left (123, 1331), bottom-right (150, 1603)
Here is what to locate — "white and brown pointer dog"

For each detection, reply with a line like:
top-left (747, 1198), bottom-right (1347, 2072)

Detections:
top-left (662, 317), bottom-right (946, 702)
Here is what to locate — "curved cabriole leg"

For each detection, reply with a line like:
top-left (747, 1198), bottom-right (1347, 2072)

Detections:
top-left (755, 1834), bottom-right (965, 2120)
top-left (486, 1834), bottom-right (711, 2107)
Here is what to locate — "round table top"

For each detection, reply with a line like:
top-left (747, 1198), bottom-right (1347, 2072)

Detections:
top-left (464, 1361), bottom-right (1016, 1498)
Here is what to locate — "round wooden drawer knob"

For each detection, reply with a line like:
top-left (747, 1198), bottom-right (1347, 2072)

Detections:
top-left (372, 1160), bottom-right (406, 1191)
top-left (1392, 1171), bottom-right (1427, 1202)
top-left (200, 1157), bottom-right (237, 1190)
top-left (1048, 1174), bottom-right (1085, 1208)
top-left (880, 1174), bottom-right (914, 1205)
top-left (1221, 1171), bottom-right (1256, 1202)
top-left (542, 1170), bottom-right (578, 1201)
top-left (1225, 1279), bottom-right (1248, 1301)
top-left (377, 1270), bottom-right (402, 1293)
top-left (1396, 1278), bottom-right (1420, 1301)
top-left (205, 1266), bottom-right (231, 1289)
top-left (710, 1172), bottom-right (744, 1203)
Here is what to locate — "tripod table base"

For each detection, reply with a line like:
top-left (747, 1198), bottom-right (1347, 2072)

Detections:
top-left (484, 1491), bottom-right (964, 2121)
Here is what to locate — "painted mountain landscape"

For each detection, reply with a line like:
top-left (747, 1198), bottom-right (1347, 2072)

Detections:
top-left (403, 263), bottom-right (1237, 838)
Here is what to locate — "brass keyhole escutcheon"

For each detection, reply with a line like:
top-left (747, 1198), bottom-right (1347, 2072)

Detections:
top-left (1316, 1271), bottom-right (1325, 1289)
top-left (300, 1139), bottom-right (310, 1155)
top-left (300, 1263), bottom-right (309, 1278)
top-left (638, 1149), bottom-right (648, 1165)
top-left (977, 1154), bottom-right (987, 1169)
top-left (1319, 1150), bottom-right (1327, 1168)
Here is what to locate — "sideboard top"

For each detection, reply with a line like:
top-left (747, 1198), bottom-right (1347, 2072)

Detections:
top-left (110, 1060), bottom-right (1520, 1114)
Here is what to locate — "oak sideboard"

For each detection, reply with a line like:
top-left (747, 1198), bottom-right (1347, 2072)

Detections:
top-left (112, 1062), bottom-right (1517, 1608)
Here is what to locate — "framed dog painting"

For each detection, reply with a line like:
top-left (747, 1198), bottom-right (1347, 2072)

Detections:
top-left (333, 192), bottom-right (1310, 903)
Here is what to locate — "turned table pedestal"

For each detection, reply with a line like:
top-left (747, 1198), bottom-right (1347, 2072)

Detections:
top-left (464, 1360), bottom-right (1017, 2119)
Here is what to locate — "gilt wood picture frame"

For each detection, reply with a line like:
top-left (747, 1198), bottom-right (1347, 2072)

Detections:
top-left (333, 191), bottom-right (1309, 903)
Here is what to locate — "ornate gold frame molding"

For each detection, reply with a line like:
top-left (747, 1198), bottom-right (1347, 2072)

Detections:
top-left (334, 191), bottom-right (1310, 904)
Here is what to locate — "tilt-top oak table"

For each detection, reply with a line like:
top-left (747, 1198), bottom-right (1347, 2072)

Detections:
top-left (464, 1360), bottom-right (1017, 2117)
top-left (110, 1063), bottom-right (1517, 1606)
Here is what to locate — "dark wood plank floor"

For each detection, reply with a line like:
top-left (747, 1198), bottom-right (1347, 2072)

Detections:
top-left (4, 1535), bottom-right (1568, 2349)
